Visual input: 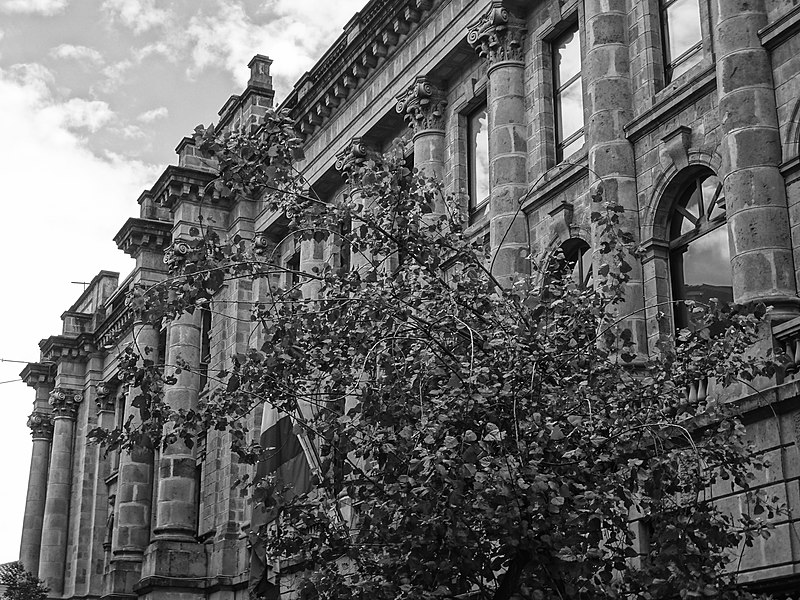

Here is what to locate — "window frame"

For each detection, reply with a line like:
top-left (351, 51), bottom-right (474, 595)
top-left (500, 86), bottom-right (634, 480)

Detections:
top-left (552, 23), bottom-right (585, 163)
top-left (668, 172), bottom-right (731, 329)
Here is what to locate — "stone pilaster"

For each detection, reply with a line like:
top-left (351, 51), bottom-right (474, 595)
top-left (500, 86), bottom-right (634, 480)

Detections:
top-left (38, 387), bottom-right (83, 595)
top-left (20, 411), bottom-right (53, 576)
top-left (396, 76), bottom-right (447, 184)
top-left (714, 0), bottom-right (799, 317)
top-left (584, 0), bottom-right (647, 353)
top-left (105, 325), bottom-right (158, 599)
top-left (467, 2), bottom-right (529, 286)
top-left (141, 312), bottom-right (206, 591)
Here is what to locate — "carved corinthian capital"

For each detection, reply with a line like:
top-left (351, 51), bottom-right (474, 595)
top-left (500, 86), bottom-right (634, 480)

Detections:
top-left (27, 411), bottom-right (53, 440)
top-left (467, 1), bottom-right (526, 66)
top-left (395, 76), bottom-right (447, 134)
top-left (49, 387), bottom-right (83, 419)
top-left (334, 137), bottom-right (376, 173)
top-left (95, 381), bottom-right (119, 414)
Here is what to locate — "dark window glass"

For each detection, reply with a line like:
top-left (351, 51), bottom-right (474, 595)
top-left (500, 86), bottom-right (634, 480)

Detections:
top-left (661, 0), bottom-right (703, 82)
top-left (199, 307), bottom-right (212, 390)
top-left (669, 173), bottom-right (731, 329)
top-left (563, 239), bottom-right (593, 289)
top-left (553, 27), bottom-right (584, 162)
top-left (468, 103), bottom-right (490, 220)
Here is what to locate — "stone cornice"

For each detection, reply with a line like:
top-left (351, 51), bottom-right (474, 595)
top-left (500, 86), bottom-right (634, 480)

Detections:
top-left (20, 363), bottom-right (54, 388)
top-left (466, 1), bottom-right (526, 67)
top-left (49, 387), bottom-right (84, 420)
top-left (395, 76), bottom-right (448, 134)
top-left (149, 166), bottom-right (217, 211)
top-left (279, 0), bottom-right (442, 138)
top-left (27, 411), bottom-right (54, 440)
top-left (39, 334), bottom-right (94, 363)
top-left (114, 217), bottom-right (173, 258)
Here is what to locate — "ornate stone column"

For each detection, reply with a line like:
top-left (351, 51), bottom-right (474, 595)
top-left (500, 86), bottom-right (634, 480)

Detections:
top-left (142, 312), bottom-right (206, 590)
top-left (38, 387), bottom-right (82, 595)
top-left (19, 411), bottom-right (53, 576)
top-left (396, 76), bottom-right (448, 189)
top-left (714, 0), bottom-right (799, 316)
top-left (468, 2), bottom-right (529, 286)
top-left (335, 138), bottom-right (380, 273)
top-left (584, 0), bottom-right (647, 352)
top-left (106, 325), bottom-right (158, 596)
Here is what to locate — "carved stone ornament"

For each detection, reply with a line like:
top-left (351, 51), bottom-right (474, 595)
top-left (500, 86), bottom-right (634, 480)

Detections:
top-left (49, 387), bottom-right (84, 419)
top-left (395, 77), bottom-right (448, 134)
top-left (95, 381), bottom-right (119, 413)
top-left (254, 233), bottom-right (278, 259)
top-left (466, 1), bottom-right (526, 66)
top-left (27, 411), bottom-right (54, 440)
top-left (334, 137), bottom-right (376, 172)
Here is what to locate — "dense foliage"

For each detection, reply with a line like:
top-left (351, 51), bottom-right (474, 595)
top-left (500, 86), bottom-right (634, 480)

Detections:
top-left (91, 109), bottom-right (784, 600)
top-left (1, 563), bottom-right (48, 600)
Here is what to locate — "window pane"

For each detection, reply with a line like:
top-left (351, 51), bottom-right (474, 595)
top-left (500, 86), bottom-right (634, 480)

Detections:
top-left (664, 0), bottom-right (701, 61)
top-left (468, 106), bottom-right (489, 209)
top-left (554, 30), bottom-right (581, 88)
top-left (561, 133), bottom-right (585, 161)
top-left (680, 225), bottom-right (733, 304)
top-left (556, 78), bottom-right (584, 145)
top-left (669, 46), bottom-right (703, 80)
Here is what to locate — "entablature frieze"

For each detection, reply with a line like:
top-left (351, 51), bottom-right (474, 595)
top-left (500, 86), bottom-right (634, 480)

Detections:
top-left (282, 0), bottom-right (443, 138)
top-left (39, 334), bottom-right (95, 364)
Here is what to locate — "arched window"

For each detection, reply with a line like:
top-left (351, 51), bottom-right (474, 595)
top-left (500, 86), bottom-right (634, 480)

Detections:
top-left (669, 172), bottom-right (732, 329)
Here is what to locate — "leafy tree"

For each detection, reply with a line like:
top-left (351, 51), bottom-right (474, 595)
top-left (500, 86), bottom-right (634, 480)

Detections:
top-left (91, 109), bottom-right (785, 600)
top-left (1, 563), bottom-right (48, 600)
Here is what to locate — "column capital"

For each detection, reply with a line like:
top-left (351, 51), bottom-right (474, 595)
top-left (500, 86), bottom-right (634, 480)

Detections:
top-left (334, 137), bottom-right (378, 172)
top-left (49, 387), bottom-right (83, 419)
top-left (466, 1), bottom-right (526, 66)
top-left (96, 380), bottom-right (119, 414)
top-left (395, 76), bottom-right (448, 135)
top-left (27, 411), bottom-right (54, 440)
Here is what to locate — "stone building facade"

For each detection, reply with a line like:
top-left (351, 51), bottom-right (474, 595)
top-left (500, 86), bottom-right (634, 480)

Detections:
top-left (18, 0), bottom-right (800, 598)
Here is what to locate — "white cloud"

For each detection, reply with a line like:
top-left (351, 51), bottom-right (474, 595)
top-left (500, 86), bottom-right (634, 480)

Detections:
top-left (0, 0), bottom-right (68, 15)
top-left (47, 97), bottom-right (115, 132)
top-left (102, 0), bottom-right (170, 34)
top-left (50, 43), bottom-right (105, 66)
top-left (137, 106), bottom-right (168, 122)
top-left (0, 63), bottom-right (157, 564)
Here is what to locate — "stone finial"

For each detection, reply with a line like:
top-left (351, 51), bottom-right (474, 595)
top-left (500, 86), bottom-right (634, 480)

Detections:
top-left (466, 1), bottom-right (526, 66)
top-left (95, 381), bottom-right (119, 414)
top-left (27, 411), bottom-right (54, 440)
top-left (395, 76), bottom-right (448, 134)
top-left (49, 388), bottom-right (83, 419)
top-left (248, 55), bottom-right (273, 90)
top-left (334, 137), bottom-right (376, 172)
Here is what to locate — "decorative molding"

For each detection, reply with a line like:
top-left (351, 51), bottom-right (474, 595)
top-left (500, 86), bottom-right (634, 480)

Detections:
top-left (20, 363), bottom-right (54, 388)
top-left (114, 217), bottom-right (172, 258)
top-left (27, 411), bottom-right (54, 440)
top-left (395, 76), bottom-right (448, 134)
top-left (466, 1), bottom-right (526, 66)
top-left (49, 388), bottom-right (84, 420)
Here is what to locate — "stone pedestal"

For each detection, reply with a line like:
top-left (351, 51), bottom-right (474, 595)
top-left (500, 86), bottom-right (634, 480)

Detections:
top-left (584, 0), bottom-right (647, 352)
top-left (714, 0), bottom-right (799, 317)
top-left (38, 388), bottom-right (82, 595)
top-left (468, 3), bottom-right (529, 286)
top-left (19, 412), bottom-right (53, 576)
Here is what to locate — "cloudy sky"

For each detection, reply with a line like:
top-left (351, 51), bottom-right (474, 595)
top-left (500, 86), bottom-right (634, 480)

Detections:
top-left (0, 0), bottom-right (364, 565)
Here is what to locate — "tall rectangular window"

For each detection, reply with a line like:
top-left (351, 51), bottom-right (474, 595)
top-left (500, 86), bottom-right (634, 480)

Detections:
top-left (661, 0), bottom-right (703, 83)
top-left (468, 103), bottom-right (489, 221)
top-left (553, 26), bottom-right (584, 162)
